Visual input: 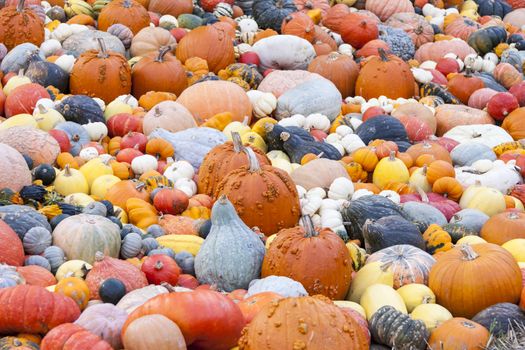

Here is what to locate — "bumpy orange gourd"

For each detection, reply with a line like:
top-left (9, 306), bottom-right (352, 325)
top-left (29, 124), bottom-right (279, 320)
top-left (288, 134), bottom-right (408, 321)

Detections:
top-left (0, 0), bottom-right (44, 50)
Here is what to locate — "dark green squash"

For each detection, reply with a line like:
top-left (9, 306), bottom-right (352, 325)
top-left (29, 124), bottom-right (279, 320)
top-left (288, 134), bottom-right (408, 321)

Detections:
top-left (252, 0), bottom-right (297, 32)
top-left (401, 201), bottom-right (447, 233)
top-left (442, 222), bottom-right (479, 243)
top-left (369, 306), bottom-right (429, 350)
top-left (473, 72), bottom-right (507, 92)
top-left (468, 26), bottom-right (507, 55)
top-left (50, 214), bottom-right (70, 230)
top-left (57, 202), bottom-right (83, 216)
top-left (56, 95), bottom-right (105, 124)
top-left (177, 13), bottom-right (203, 29)
top-left (0, 205), bottom-right (51, 239)
top-left (472, 303), bottom-right (525, 336)
top-left (25, 53), bottom-right (69, 92)
top-left (355, 116), bottom-right (410, 145)
top-left (265, 123), bottom-right (314, 151)
top-left (19, 185), bottom-right (47, 203)
top-left (363, 215), bottom-right (425, 254)
top-left (420, 82), bottom-right (463, 104)
top-left (99, 277), bottom-right (127, 304)
top-left (474, 0), bottom-right (512, 18)
top-left (342, 195), bottom-right (410, 242)
top-left (33, 164), bottom-right (56, 186)
top-left (280, 131), bottom-right (342, 163)
top-left (100, 199), bottom-right (115, 217)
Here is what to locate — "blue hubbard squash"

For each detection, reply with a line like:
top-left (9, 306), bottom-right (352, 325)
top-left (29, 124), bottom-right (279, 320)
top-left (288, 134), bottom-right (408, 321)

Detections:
top-left (194, 195), bottom-right (265, 292)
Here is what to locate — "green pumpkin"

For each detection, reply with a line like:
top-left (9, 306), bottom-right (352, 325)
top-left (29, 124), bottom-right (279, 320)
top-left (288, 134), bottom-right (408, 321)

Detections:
top-left (467, 26), bottom-right (507, 55)
top-left (362, 216), bottom-right (425, 254)
top-left (194, 195), bottom-right (265, 292)
top-left (252, 0), bottom-right (297, 32)
top-left (442, 222), bottom-right (479, 243)
top-left (177, 14), bottom-right (203, 29)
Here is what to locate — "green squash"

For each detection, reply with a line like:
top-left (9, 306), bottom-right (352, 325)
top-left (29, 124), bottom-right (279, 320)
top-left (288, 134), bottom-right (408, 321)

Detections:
top-left (56, 95), bottom-right (105, 125)
top-left (280, 130), bottom-right (342, 163)
top-left (420, 82), bottom-right (462, 104)
top-left (472, 303), bottom-right (525, 336)
top-left (177, 14), bottom-right (203, 29)
top-left (194, 195), bottom-right (265, 292)
top-left (467, 26), bottom-right (507, 55)
top-left (0, 205), bottom-right (51, 240)
top-left (363, 215), bottom-right (425, 254)
top-left (356, 115), bottom-right (410, 145)
top-left (252, 0), bottom-right (297, 32)
top-left (442, 222), bottom-right (479, 243)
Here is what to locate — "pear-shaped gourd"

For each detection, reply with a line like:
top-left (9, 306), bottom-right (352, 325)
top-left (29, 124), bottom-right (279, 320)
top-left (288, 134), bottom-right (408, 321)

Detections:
top-left (195, 194), bottom-right (266, 292)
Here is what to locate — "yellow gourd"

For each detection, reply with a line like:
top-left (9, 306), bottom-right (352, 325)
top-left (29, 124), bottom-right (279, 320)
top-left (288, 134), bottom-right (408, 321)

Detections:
top-left (0, 114), bottom-right (38, 130)
top-left (252, 117), bottom-right (277, 138)
top-left (3, 72), bottom-right (31, 95)
top-left (241, 131), bottom-right (267, 152)
top-left (126, 198), bottom-right (158, 229)
top-left (502, 239), bottom-right (525, 262)
top-left (223, 118), bottom-right (251, 140)
top-left (201, 112), bottom-right (232, 130)
top-left (90, 174), bottom-right (121, 199)
top-left (409, 166), bottom-right (432, 192)
top-left (270, 158), bottom-right (293, 174)
top-left (333, 301), bottom-right (366, 318)
top-left (79, 158), bottom-right (113, 188)
top-left (54, 166), bottom-right (89, 196)
top-left (33, 105), bottom-right (65, 131)
top-left (306, 8), bottom-right (322, 24)
top-left (396, 284), bottom-right (436, 313)
top-left (346, 242), bottom-right (367, 271)
top-left (347, 261), bottom-right (394, 302)
top-left (156, 234), bottom-right (204, 256)
top-left (104, 99), bottom-right (133, 120)
top-left (265, 234), bottom-right (277, 249)
top-left (456, 236), bottom-right (487, 245)
top-left (55, 277), bottom-right (90, 310)
top-left (55, 260), bottom-right (92, 281)
top-left (373, 151), bottom-right (410, 189)
top-left (459, 184), bottom-right (506, 216)
top-left (360, 284), bottom-right (407, 320)
top-left (64, 193), bottom-right (95, 206)
top-left (411, 304), bottom-right (453, 331)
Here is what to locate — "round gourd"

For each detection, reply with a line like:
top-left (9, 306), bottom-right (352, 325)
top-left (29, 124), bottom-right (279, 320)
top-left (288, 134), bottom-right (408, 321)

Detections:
top-left (62, 30), bottom-right (126, 58)
top-left (459, 184), bottom-right (506, 216)
top-left (74, 303), bottom-right (128, 349)
top-left (99, 278), bottom-right (127, 304)
top-left (360, 283), bottom-right (407, 320)
top-left (373, 152), bottom-right (410, 189)
top-left (91, 175), bottom-right (121, 199)
top-left (142, 101), bottom-right (196, 135)
top-left (411, 303), bottom-right (453, 331)
top-left (23, 227), bottom-right (52, 255)
top-left (501, 238), bottom-right (525, 262)
top-left (428, 317), bottom-right (490, 350)
top-left (55, 276), bottom-right (90, 310)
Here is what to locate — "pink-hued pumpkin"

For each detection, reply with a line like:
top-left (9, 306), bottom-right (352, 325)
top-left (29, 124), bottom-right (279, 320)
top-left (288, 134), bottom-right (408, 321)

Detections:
top-left (0, 143), bottom-right (32, 192)
top-left (415, 40), bottom-right (476, 62)
top-left (4, 83), bottom-right (50, 118)
top-left (494, 63), bottom-right (523, 90)
top-left (0, 219), bottom-right (24, 266)
top-left (444, 17), bottom-right (480, 41)
top-left (434, 104), bottom-right (494, 136)
top-left (0, 126), bottom-right (60, 166)
top-left (142, 101), bottom-right (197, 135)
top-left (365, 0), bottom-right (414, 21)
top-left (258, 70), bottom-right (323, 98)
top-left (510, 82), bottom-right (525, 107)
top-left (468, 88), bottom-right (499, 109)
top-left (74, 303), bottom-right (128, 349)
top-left (385, 12), bottom-right (434, 48)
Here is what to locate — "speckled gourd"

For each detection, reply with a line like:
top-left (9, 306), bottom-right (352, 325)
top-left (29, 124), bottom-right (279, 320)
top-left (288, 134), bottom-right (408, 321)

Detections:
top-left (194, 195), bottom-right (265, 292)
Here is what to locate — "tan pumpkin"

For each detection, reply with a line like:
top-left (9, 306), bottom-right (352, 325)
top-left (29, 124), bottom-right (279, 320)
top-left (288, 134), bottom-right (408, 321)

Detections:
top-left (0, 126), bottom-right (60, 166)
top-left (130, 27), bottom-right (177, 58)
top-left (142, 101), bottom-right (196, 135)
top-left (122, 314), bottom-right (186, 350)
top-left (444, 17), bottom-right (480, 41)
top-left (391, 102), bottom-right (437, 134)
top-left (97, 0), bottom-right (150, 34)
top-left (493, 62), bottom-right (523, 89)
top-left (385, 12), bottom-right (434, 48)
top-left (307, 52), bottom-right (359, 98)
top-left (177, 80), bottom-right (252, 124)
top-left (415, 40), bottom-right (477, 62)
top-left (365, 0), bottom-right (414, 21)
top-left (434, 104), bottom-right (494, 136)
top-left (406, 141), bottom-right (452, 163)
top-left (0, 143), bottom-right (31, 193)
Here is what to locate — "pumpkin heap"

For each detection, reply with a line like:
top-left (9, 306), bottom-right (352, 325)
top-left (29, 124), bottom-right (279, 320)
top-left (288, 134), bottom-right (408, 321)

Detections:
top-left (1, 0), bottom-right (525, 347)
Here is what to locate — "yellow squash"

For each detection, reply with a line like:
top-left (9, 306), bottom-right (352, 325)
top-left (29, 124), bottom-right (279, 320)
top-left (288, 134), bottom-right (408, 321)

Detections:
top-left (347, 261), bottom-right (394, 302)
top-left (156, 234), bottom-right (204, 256)
top-left (373, 151), bottom-right (409, 189)
top-left (360, 283), bottom-right (407, 320)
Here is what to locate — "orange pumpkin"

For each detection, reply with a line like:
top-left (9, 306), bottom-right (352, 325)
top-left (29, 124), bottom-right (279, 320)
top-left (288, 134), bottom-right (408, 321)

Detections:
top-left (352, 147), bottom-right (378, 172)
top-left (480, 211), bottom-right (525, 245)
top-left (502, 107), bottom-right (525, 140)
top-left (307, 52), bottom-right (359, 98)
top-left (428, 318), bottom-right (490, 350)
top-left (148, 0), bottom-right (193, 16)
top-left (97, 0), bottom-right (150, 34)
top-left (0, 0), bottom-right (44, 50)
top-left (281, 12), bottom-right (315, 42)
top-left (104, 179), bottom-right (150, 208)
top-left (158, 215), bottom-right (197, 235)
top-left (138, 91), bottom-right (177, 110)
top-left (237, 292), bottom-right (284, 323)
top-left (406, 141), bottom-right (452, 163)
top-left (426, 160), bottom-right (455, 184)
top-left (432, 177), bottom-right (463, 201)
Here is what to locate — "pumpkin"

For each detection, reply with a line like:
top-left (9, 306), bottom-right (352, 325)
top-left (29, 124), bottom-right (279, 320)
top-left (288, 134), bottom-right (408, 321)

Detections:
top-left (122, 289), bottom-right (245, 350)
top-left (252, 0), bottom-right (297, 32)
top-left (355, 49), bottom-right (415, 99)
top-left (238, 296), bottom-right (370, 349)
top-left (0, 126), bottom-right (60, 167)
top-left (468, 26), bottom-right (508, 55)
top-left (139, 91), bottom-right (177, 111)
top-left (104, 180), bottom-right (150, 209)
top-left (369, 306), bottom-right (428, 349)
top-left (73, 303), bottom-right (127, 349)
top-left (5, 82), bottom-right (50, 118)
top-left (197, 133), bottom-right (270, 196)
top-left (459, 184), bottom-right (506, 217)
top-left (131, 47), bottom-right (188, 100)
top-left (423, 224), bottom-right (453, 255)
top-left (0, 0), bottom-right (44, 51)
top-left (148, 0), bottom-right (193, 16)
top-left (428, 317), bottom-right (490, 350)
top-left (281, 12), bottom-right (315, 42)
top-left (321, 4), bottom-right (350, 32)
top-left (262, 215), bottom-right (352, 299)
top-left (444, 17), bottom-right (480, 41)
top-left (502, 107), bottom-right (525, 140)
top-left (415, 40), bottom-right (476, 62)
top-left (40, 323), bottom-right (113, 350)
top-left (434, 104), bottom-right (494, 136)
top-left (97, 0), bottom-right (149, 35)
top-left (307, 52), bottom-right (359, 98)
top-left (411, 303), bottom-right (453, 331)
top-left (130, 27), bottom-right (177, 58)
top-left (447, 71), bottom-right (485, 105)
top-left (346, 261), bottom-right (394, 302)
top-left (339, 12), bottom-right (378, 49)
top-left (177, 80), bottom-right (252, 124)
top-left (432, 177), bottom-right (463, 202)
top-left (493, 62), bottom-right (523, 89)
top-left (70, 39), bottom-right (132, 104)
top-left (126, 198), bottom-right (158, 229)
top-left (251, 35), bottom-right (315, 71)
top-left (429, 243), bottom-right (522, 318)
top-left (195, 196), bottom-right (265, 291)
top-left (480, 211), bottom-right (525, 245)
top-left (122, 314), bottom-right (186, 350)
top-left (396, 283), bottom-right (435, 313)
top-left (15, 264), bottom-right (55, 287)
top-left (52, 214), bottom-right (121, 264)
top-left (472, 302), bottom-right (525, 336)
top-left (258, 70), bottom-right (321, 98)
top-left (373, 151), bottom-right (410, 189)
top-left (365, 0), bottom-right (414, 21)
top-left (142, 101), bottom-right (195, 136)
top-left (54, 277), bottom-right (90, 310)
top-left (0, 285), bottom-right (80, 334)
top-left (0, 143), bottom-right (31, 192)
top-left (385, 12), bottom-right (434, 48)
top-left (176, 25), bottom-right (234, 74)
top-left (0, 219), bottom-right (24, 266)
top-left (468, 88), bottom-right (499, 109)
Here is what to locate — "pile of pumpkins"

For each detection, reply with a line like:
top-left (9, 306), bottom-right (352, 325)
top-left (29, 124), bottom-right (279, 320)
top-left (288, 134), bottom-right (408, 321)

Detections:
top-left (0, 0), bottom-right (525, 348)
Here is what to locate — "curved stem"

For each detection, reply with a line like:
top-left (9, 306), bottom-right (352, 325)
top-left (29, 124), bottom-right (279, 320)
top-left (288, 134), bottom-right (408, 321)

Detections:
top-left (16, 0), bottom-right (25, 12)
top-left (459, 244), bottom-right (479, 261)
top-left (155, 46), bottom-right (171, 63)
top-left (300, 215), bottom-right (318, 238)
top-left (37, 104), bottom-right (48, 114)
top-left (507, 212), bottom-right (520, 220)
top-left (231, 131), bottom-right (243, 153)
top-left (243, 146), bottom-right (260, 172)
top-left (64, 164), bottom-right (71, 176)
top-left (97, 38), bottom-right (109, 59)
top-left (378, 48), bottom-right (389, 62)
top-left (414, 185), bottom-right (429, 203)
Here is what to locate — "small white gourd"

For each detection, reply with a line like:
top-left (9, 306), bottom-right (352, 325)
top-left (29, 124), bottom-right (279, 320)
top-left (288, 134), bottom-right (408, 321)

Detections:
top-left (40, 39), bottom-right (61, 57)
top-left (328, 177), bottom-right (354, 200)
top-left (78, 147), bottom-right (99, 161)
top-left (82, 122), bottom-right (108, 141)
top-left (131, 155), bottom-right (158, 175)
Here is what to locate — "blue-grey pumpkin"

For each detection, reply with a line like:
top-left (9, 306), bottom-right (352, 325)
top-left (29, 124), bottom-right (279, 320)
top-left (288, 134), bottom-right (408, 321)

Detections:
top-left (43, 245), bottom-right (66, 274)
top-left (0, 265), bottom-right (25, 288)
top-left (449, 208), bottom-right (490, 234)
top-left (120, 232), bottom-right (143, 259)
top-left (141, 237), bottom-right (158, 255)
top-left (148, 248), bottom-right (176, 259)
top-left (450, 143), bottom-right (496, 166)
top-left (23, 227), bottom-right (52, 255)
top-left (146, 224), bottom-right (165, 238)
top-left (83, 201), bottom-right (108, 216)
top-left (175, 251), bottom-right (195, 275)
top-left (194, 195), bottom-right (265, 291)
top-left (401, 202), bottom-right (447, 232)
top-left (24, 255), bottom-right (52, 271)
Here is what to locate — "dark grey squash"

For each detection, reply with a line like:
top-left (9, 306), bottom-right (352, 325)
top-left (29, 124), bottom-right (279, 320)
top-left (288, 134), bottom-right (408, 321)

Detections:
top-left (56, 95), bottom-right (105, 124)
top-left (449, 209), bottom-right (489, 234)
top-left (146, 224), bottom-right (165, 238)
top-left (474, 0), bottom-right (512, 18)
top-left (363, 215), bottom-right (425, 254)
top-left (402, 201), bottom-right (447, 232)
top-left (451, 143), bottom-right (496, 166)
top-left (25, 54), bottom-right (69, 92)
top-left (369, 305), bottom-right (429, 350)
top-left (342, 195), bottom-right (410, 242)
top-left (141, 237), bottom-right (158, 255)
top-left (501, 49), bottom-right (523, 73)
top-left (43, 245), bottom-right (66, 274)
top-left (473, 71), bottom-right (508, 92)
top-left (194, 196), bottom-right (266, 292)
top-left (147, 247), bottom-right (176, 259)
top-left (24, 255), bottom-right (52, 271)
top-left (356, 116), bottom-right (410, 145)
top-left (0, 205), bottom-right (51, 239)
top-left (46, 5), bottom-right (66, 21)
top-left (120, 232), bottom-right (142, 259)
top-left (442, 222), bottom-right (479, 243)
top-left (22, 227), bottom-right (52, 255)
top-left (99, 278), bottom-right (127, 304)
top-left (252, 0), bottom-right (297, 32)
top-left (175, 251), bottom-right (195, 275)
top-left (472, 303), bottom-right (525, 336)
top-left (265, 123), bottom-right (315, 152)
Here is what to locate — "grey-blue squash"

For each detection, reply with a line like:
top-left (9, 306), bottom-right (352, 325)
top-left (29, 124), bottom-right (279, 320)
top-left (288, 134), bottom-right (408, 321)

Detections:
top-left (449, 208), bottom-right (489, 234)
top-left (43, 245), bottom-right (66, 274)
top-left (0, 265), bottom-right (25, 288)
top-left (194, 195), bottom-right (265, 292)
top-left (22, 227), bottom-right (52, 255)
top-left (363, 215), bottom-right (425, 254)
top-left (450, 143), bottom-right (496, 166)
top-left (120, 232), bottom-right (142, 259)
top-left (0, 43), bottom-right (45, 73)
top-left (401, 201), bottom-right (447, 232)
top-left (24, 255), bottom-right (52, 271)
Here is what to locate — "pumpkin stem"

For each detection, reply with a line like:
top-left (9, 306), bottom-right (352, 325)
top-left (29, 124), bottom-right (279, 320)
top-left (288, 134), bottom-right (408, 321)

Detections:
top-left (388, 151), bottom-right (396, 161)
top-left (264, 123), bottom-right (274, 133)
top-left (135, 181), bottom-right (146, 192)
top-left (17, 69), bottom-right (24, 77)
top-left (154, 106), bottom-right (161, 117)
top-left (37, 104), bottom-right (48, 114)
top-left (327, 52), bottom-right (340, 61)
top-left (378, 48), bottom-right (389, 62)
top-left (242, 116), bottom-right (249, 126)
top-left (160, 282), bottom-right (178, 292)
top-left (459, 244), bottom-right (479, 261)
top-left (95, 251), bottom-right (105, 262)
top-left (123, 0), bottom-right (132, 7)
top-left (508, 212), bottom-right (520, 220)
top-left (231, 131), bottom-right (243, 153)
top-left (16, 0), bottom-right (25, 12)
top-left (280, 132), bottom-right (290, 142)
top-left (96, 38), bottom-right (109, 59)
top-left (156, 46), bottom-right (171, 63)
top-left (414, 185), bottom-right (429, 203)
top-left (243, 146), bottom-right (261, 172)
top-left (154, 261), bottom-right (163, 270)
top-left (300, 215), bottom-right (318, 238)
top-left (64, 164), bottom-right (71, 176)
top-left (218, 194), bottom-right (228, 204)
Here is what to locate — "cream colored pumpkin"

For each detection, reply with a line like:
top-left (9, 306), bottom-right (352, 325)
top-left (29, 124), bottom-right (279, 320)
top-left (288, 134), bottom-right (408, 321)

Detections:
top-left (360, 283), bottom-right (407, 320)
top-left (122, 314), bottom-right (187, 350)
top-left (55, 259), bottom-right (93, 281)
top-left (456, 236), bottom-right (487, 245)
top-left (333, 300), bottom-right (366, 318)
top-left (347, 261), bottom-right (394, 303)
top-left (0, 114), bottom-right (38, 130)
top-left (396, 284), bottom-right (435, 313)
top-left (458, 184), bottom-right (507, 217)
top-left (410, 303), bottom-right (453, 331)
top-left (64, 192), bottom-right (95, 206)
top-left (502, 239), bottom-right (525, 262)
top-left (455, 162), bottom-right (521, 194)
top-left (33, 106), bottom-right (65, 131)
top-left (444, 124), bottom-right (513, 148)
top-left (142, 101), bottom-right (197, 136)
top-left (104, 99), bottom-right (133, 120)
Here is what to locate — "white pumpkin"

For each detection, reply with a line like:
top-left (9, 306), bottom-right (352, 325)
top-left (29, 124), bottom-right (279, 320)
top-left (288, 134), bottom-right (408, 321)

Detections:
top-left (341, 134), bottom-right (366, 153)
top-left (251, 35), bottom-right (316, 71)
top-left (82, 121), bottom-right (108, 141)
top-left (305, 113), bottom-right (331, 132)
top-left (379, 190), bottom-right (401, 204)
top-left (40, 39), bottom-right (61, 57)
top-left (300, 196), bottom-right (323, 216)
top-left (131, 155), bottom-right (158, 175)
top-left (237, 18), bottom-right (258, 33)
top-left (174, 178), bottom-right (197, 197)
top-left (338, 43), bottom-right (354, 56)
top-left (443, 124), bottom-right (513, 148)
top-left (266, 150), bottom-right (290, 162)
top-left (328, 177), bottom-right (354, 200)
top-left (159, 15), bottom-right (178, 29)
top-left (455, 161), bottom-right (522, 194)
top-left (163, 160), bottom-right (195, 182)
top-left (51, 23), bottom-right (73, 42)
top-left (459, 184), bottom-right (507, 216)
top-left (78, 147), bottom-right (99, 161)
top-left (411, 68), bottom-right (433, 84)
top-left (33, 105), bottom-right (65, 131)
top-left (252, 92), bottom-right (277, 119)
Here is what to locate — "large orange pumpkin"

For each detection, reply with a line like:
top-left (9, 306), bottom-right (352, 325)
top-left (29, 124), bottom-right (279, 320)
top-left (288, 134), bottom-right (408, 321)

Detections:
top-left (70, 38), bottom-right (132, 103)
top-left (131, 47), bottom-right (188, 99)
top-left (177, 80), bottom-right (252, 124)
top-left (0, 0), bottom-right (44, 50)
top-left (97, 0), bottom-right (150, 34)
top-left (429, 243), bottom-right (522, 318)
top-left (176, 25), bottom-right (235, 73)
top-left (480, 211), bottom-right (525, 245)
top-left (428, 318), bottom-right (490, 350)
top-left (502, 107), bottom-right (525, 140)
top-left (307, 52), bottom-right (359, 98)
top-left (148, 0), bottom-right (193, 16)
top-left (261, 216), bottom-right (352, 299)
top-left (214, 148), bottom-right (300, 235)
top-left (355, 48), bottom-right (415, 99)
top-left (104, 179), bottom-right (150, 208)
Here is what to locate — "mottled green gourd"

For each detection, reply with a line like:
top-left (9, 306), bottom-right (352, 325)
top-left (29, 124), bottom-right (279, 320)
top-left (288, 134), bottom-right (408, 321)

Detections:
top-left (194, 195), bottom-right (265, 292)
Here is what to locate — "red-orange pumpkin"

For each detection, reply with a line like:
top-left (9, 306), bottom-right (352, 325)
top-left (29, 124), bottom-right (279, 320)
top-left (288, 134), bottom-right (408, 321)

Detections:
top-left (307, 52), bottom-right (360, 98)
